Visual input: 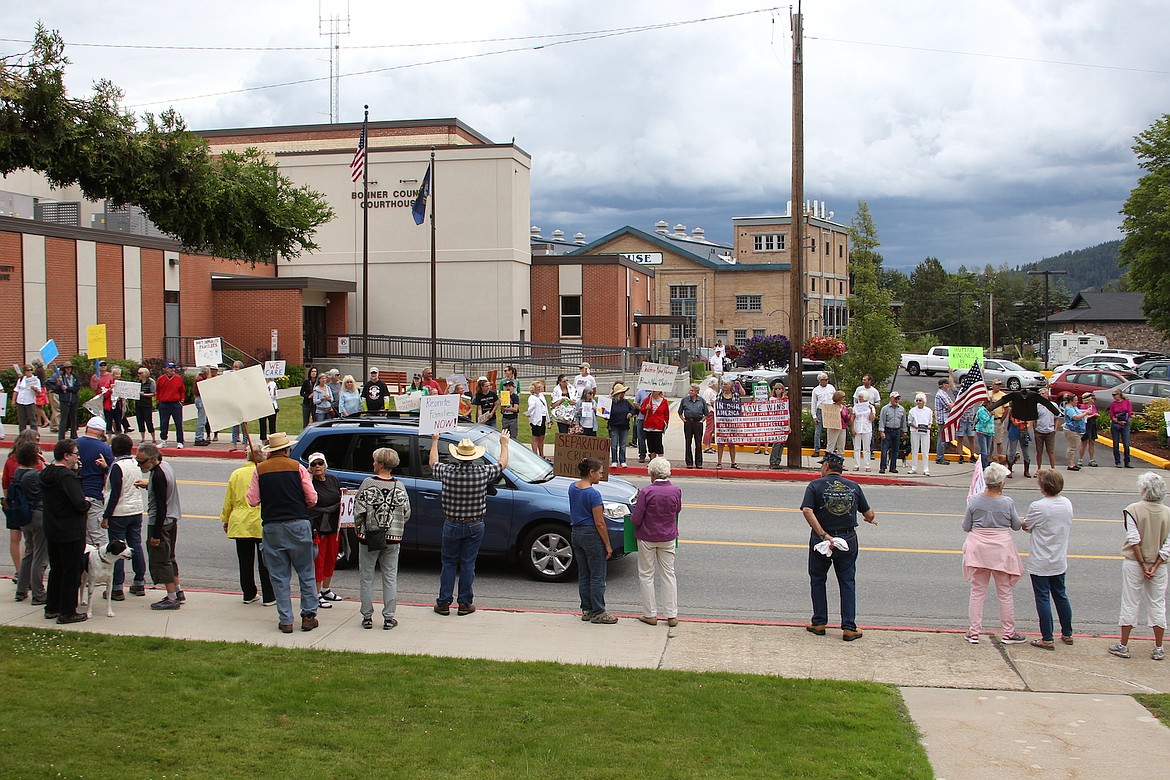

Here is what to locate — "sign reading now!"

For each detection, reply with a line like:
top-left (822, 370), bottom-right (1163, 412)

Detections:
top-left (419, 394), bottom-right (460, 434)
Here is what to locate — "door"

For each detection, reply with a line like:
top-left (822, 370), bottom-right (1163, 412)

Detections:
top-left (164, 296), bottom-right (180, 364)
top-left (303, 306), bottom-right (326, 364)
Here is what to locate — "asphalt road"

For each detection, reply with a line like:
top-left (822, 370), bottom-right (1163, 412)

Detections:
top-left (164, 458), bottom-right (1129, 635)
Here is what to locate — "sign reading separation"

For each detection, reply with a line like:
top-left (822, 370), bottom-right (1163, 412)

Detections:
top-left (553, 433), bottom-right (611, 481)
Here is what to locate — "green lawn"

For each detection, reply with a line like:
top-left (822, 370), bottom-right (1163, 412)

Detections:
top-left (0, 627), bottom-right (931, 779)
top-left (1136, 694), bottom-right (1170, 727)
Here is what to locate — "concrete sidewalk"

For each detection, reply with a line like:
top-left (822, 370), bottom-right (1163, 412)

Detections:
top-left (2, 589), bottom-right (1168, 776)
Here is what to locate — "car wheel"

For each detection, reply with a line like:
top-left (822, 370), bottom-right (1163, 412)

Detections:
top-left (906, 363), bottom-right (921, 376)
top-left (520, 522), bottom-right (576, 583)
top-left (335, 528), bottom-right (359, 570)
top-left (1007, 378), bottom-right (1021, 390)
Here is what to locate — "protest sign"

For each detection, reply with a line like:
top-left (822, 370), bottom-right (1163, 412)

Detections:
top-left (83, 394), bottom-right (104, 418)
top-left (753, 383), bottom-right (769, 401)
top-left (637, 362), bottom-right (678, 393)
top-left (419, 394), bottom-right (460, 434)
top-left (948, 346), bottom-right (984, 370)
top-left (446, 374), bottom-right (470, 392)
top-left (86, 325), bottom-right (107, 359)
top-left (0, 393), bottom-right (6, 413)
top-left (392, 392), bottom-right (423, 412)
top-left (263, 360), bottom-right (286, 379)
top-left (196, 365), bottom-right (274, 431)
top-left (553, 433), bottom-right (611, 481)
top-left (112, 380), bottom-right (141, 400)
top-left (595, 394), bottom-right (612, 419)
top-left (40, 339), bottom-right (59, 366)
top-left (193, 337), bottom-right (223, 367)
top-left (338, 491), bottom-right (356, 529)
top-left (714, 398), bottom-right (791, 445)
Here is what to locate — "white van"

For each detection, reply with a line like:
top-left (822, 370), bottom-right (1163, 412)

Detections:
top-left (1048, 332), bottom-right (1108, 366)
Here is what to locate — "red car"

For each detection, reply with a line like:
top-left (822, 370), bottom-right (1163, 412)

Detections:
top-left (1049, 368), bottom-right (1139, 399)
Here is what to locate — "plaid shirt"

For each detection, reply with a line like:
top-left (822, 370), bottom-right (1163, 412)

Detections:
top-left (432, 460), bottom-right (503, 521)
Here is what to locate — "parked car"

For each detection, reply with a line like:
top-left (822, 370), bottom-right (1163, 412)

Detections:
top-left (1091, 379), bottom-right (1170, 414)
top-left (736, 359), bottom-right (831, 395)
top-left (1099, 349), bottom-right (1168, 364)
top-left (955, 359), bottom-right (1045, 391)
top-left (1135, 361), bottom-right (1170, 380)
top-left (1050, 355), bottom-right (1134, 376)
top-left (899, 346), bottom-right (952, 376)
top-left (1049, 369), bottom-right (1140, 399)
top-left (288, 416), bottom-right (637, 582)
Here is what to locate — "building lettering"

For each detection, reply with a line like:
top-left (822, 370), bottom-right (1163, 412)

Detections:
top-left (351, 189), bottom-right (420, 210)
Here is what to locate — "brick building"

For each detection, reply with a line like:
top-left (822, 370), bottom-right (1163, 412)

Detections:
top-left (1045, 292), bottom-right (1170, 354)
top-left (529, 252), bottom-right (654, 347)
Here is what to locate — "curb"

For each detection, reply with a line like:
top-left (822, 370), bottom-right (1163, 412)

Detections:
top-left (608, 464), bottom-right (921, 486)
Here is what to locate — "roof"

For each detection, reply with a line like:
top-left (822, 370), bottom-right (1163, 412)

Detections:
top-left (1045, 292), bottom-right (1146, 323)
top-left (568, 226), bottom-right (791, 272)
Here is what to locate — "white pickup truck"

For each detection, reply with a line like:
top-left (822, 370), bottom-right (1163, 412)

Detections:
top-left (899, 347), bottom-right (952, 377)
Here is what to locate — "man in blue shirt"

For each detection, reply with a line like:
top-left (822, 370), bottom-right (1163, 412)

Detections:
top-left (800, 451), bottom-right (877, 641)
top-left (75, 416), bottom-right (112, 546)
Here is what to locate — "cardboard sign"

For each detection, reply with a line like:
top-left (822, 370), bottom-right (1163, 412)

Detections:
top-left (338, 491), bottom-right (356, 529)
top-left (196, 365), bottom-right (275, 430)
top-left (637, 361), bottom-right (678, 392)
top-left (446, 374), bottom-right (470, 393)
top-left (392, 392), bottom-right (423, 412)
top-left (194, 337), bottom-right (223, 367)
top-left (112, 380), bottom-right (141, 400)
top-left (553, 433), bottom-right (611, 481)
top-left (40, 339), bottom-right (59, 366)
top-left (419, 394), bottom-right (460, 434)
top-left (263, 360), bottom-right (286, 379)
top-left (86, 325), bottom-right (107, 359)
top-left (948, 346), bottom-right (984, 370)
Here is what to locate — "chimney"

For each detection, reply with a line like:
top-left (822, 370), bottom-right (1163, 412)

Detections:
top-left (691, 227), bottom-right (705, 240)
top-left (552, 229), bottom-right (565, 241)
top-left (655, 220), bottom-right (669, 234)
top-left (530, 225), bottom-right (542, 238)
top-left (673, 223), bottom-right (686, 237)
top-left (573, 232), bottom-right (586, 244)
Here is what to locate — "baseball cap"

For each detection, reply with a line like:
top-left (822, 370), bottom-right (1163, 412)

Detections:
top-left (818, 451), bottom-right (845, 467)
top-left (992, 379), bottom-right (1002, 385)
top-left (369, 367), bottom-right (379, 373)
top-left (86, 416), bottom-right (107, 432)
top-left (889, 390), bottom-right (901, 397)
top-left (165, 362), bottom-right (176, 368)
top-left (307, 452), bottom-right (327, 467)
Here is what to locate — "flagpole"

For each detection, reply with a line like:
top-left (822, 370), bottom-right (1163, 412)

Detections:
top-left (361, 105), bottom-right (370, 380)
top-left (429, 147), bottom-right (437, 379)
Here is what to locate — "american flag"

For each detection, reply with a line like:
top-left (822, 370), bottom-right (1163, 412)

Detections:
top-left (943, 361), bottom-right (990, 442)
top-left (349, 125), bottom-right (367, 183)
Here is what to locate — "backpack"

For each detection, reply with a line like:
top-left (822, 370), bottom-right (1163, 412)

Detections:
top-left (3, 470), bottom-right (33, 529)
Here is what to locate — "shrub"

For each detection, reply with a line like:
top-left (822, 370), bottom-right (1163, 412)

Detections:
top-left (741, 335), bottom-right (791, 369)
top-left (802, 336), bottom-right (846, 361)
top-left (284, 364), bottom-right (306, 390)
top-left (1018, 358), bottom-right (1042, 372)
top-left (1139, 398), bottom-right (1170, 439)
top-left (689, 361), bottom-right (707, 383)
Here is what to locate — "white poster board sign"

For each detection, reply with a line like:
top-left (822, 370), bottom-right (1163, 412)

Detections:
top-left (595, 395), bottom-right (612, 419)
top-left (196, 365), bottom-right (275, 431)
top-left (337, 336), bottom-right (350, 355)
top-left (637, 361), bottom-right (678, 392)
top-left (193, 337), bottom-right (223, 367)
top-left (112, 380), bottom-right (141, 400)
top-left (392, 392), bottom-right (423, 412)
top-left (0, 393), bottom-right (6, 413)
top-left (263, 360), bottom-right (287, 379)
top-left (338, 491), bottom-right (356, 529)
top-left (419, 394), bottom-right (460, 434)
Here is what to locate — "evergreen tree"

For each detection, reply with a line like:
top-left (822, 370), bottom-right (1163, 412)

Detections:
top-left (1121, 113), bottom-right (1170, 336)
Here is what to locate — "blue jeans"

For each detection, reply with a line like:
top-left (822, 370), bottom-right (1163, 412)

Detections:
top-left (935, 416), bottom-right (948, 462)
top-left (879, 428), bottom-right (900, 472)
top-left (572, 525), bottom-right (608, 615)
top-left (195, 397), bottom-right (207, 442)
top-left (813, 408), bottom-right (824, 453)
top-left (107, 513), bottom-right (146, 589)
top-left (1030, 573), bottom-right (1073, 642)
top-left (610, 426), bottom-right (629, 465)
top-left (808, 530), bottom-right (858, 631)
top-left (635, 419), bottom-right (647, 459)
top-left (437, 520), bottom-right (485, 607)
top-left (157, 401), bottom-right (184, 444)
top-left (977, 433), bottom-right (994, 467)
top-left (1112, 424), bottom-right (1131, 465)
top-left (262, 519), bottom-right (318, 625)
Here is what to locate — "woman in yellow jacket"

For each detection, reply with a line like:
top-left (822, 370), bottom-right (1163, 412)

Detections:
top-left (221, 447), bottom-right (275, 605)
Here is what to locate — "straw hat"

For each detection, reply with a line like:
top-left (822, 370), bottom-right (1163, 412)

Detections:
top-left (449, 438), bottom-right (486, 461)
top-left (263, 432), bottom-right (298, 452)
top-left (612, 382), bottom-right (629, 395)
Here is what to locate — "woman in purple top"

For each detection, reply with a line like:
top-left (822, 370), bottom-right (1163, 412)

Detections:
top-left (632, 456), bottom-right (683, 626)
top-left (1108, 389), bottom-right (1133, 468)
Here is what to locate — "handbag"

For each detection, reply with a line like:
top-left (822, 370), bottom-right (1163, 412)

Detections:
top-left (363, 526), bottom-right (387, 550)
top-left (551, 403), bottom-right (576, 424)
top-left (568, 423), bottom-right (584, 435)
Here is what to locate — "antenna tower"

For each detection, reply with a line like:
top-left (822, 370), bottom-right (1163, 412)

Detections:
top-left (319, 1), bottom-right (351, 123)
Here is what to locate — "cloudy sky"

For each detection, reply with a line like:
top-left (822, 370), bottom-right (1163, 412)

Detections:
top-left (7, 1), bottom-right (1169, 272)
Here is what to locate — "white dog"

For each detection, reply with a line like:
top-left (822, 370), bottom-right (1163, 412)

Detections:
top-left (79, 540), bottom-right (133, 618)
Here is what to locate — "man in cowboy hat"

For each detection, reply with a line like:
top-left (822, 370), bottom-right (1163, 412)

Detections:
top-left (800, 451), bottom-right (877, 642)
top-left (247, 431), bottom-right (320, 634)
top-left (428, 429), bottom-right (511, 615)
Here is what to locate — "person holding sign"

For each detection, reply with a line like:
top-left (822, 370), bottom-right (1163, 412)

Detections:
top-left (53, 364), bottom-right (81, 441)
top-left (714, 381), bottom-right (740, 470)
top-left (768, 384), bottom-right (791, 470)
top-left (551, 374), bottom-right (579, 435)
top-left (908, 393), bottom-right (935, 476)
top-left (640, 390), bottom-right (670, 459)
top-left (135, 367), bottom-right (157, 444)
top-left (573, 388), bottom-right (599, 436)
top-left (472, 378), bottom-right (499, 428)
top-left (499, 379), bottom-right (520, 438)
top-left (607, 383), bottom-right (636, 467)
top-left (14, 365), bottom-right (42, 433)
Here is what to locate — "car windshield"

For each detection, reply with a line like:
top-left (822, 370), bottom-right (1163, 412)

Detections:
top-left (998, 360), bottom-right (1027, 372)
top-left (472, 429), bottom-right (554, 483)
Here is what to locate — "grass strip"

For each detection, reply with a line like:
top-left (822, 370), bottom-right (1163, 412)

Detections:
top-left (0, 626), bottom-right (930, 779)
top-left (1135, 693), bottom-right (1170, 727)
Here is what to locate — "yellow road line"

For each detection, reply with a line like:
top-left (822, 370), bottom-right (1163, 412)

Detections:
top-left (179, 480), bottom-right (229, 487)
top-left (682, 503), bottom-right (1116, 524)
top-left (679, 539), bottom-right (1121, 560)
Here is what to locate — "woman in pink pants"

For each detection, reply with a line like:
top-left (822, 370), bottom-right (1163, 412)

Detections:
top-left (962, 462), bottom-right (1027, 645)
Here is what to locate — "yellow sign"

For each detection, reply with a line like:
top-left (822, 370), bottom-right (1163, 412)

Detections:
top-left (86, 324), bottom-right (108, 359)
top-left (948, 346), bottom-right (984, 370)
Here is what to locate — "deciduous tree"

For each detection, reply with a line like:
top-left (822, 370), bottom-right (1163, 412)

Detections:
top-left (1120, 113), bottom-right (1170, 336)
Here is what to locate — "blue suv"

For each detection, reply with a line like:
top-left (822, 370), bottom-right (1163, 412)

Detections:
top-left (289, 417), bottom-right (637, 583)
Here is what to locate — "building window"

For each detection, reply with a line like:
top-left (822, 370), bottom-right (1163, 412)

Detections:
top-left (826, 240), bottom-right (831, 255)
top-left (811, 277), bottom-right (817, 292)
top-left (753, 329), bottom-right (767, 339)
top-left (669, 284), bottom-right (697, 340)
top-left (839, 244), bottom-right (844, 258)
top-left (734, 329), bottom-right (747, 347)
top-left (752, 234), bottom-right (785, 251)
top-left (735, 294), bottom-right (762, 312)
top-left (839, 281), bottom-right (845, 295)
top-left (560, 295), bottom-right (582, 337)
top-left (809, 237), bottom-right (816, 253)
top-left (714, 328), bottom-right (729, 345)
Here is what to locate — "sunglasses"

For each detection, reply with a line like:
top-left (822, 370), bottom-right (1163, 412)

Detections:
top-left (310, 461), bottom-right (326, 467)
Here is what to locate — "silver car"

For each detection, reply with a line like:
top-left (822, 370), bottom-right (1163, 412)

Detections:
top-left (1091, 379), bottom-right (1170, 414)
top-left (955, 359), bottom-right (1046, 391)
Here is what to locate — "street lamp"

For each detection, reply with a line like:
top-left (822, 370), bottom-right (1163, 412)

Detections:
top-left (1027, 270), bottom-right (1067, 369)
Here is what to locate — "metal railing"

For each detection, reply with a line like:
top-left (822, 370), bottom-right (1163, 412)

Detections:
top-left (161, 337), bottom-right (277, 368)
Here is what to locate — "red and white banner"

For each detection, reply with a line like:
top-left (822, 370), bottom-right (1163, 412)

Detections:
top-left (714, 398), bottom-right (791, 444)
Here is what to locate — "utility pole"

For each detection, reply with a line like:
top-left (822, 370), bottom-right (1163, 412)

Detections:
top-left (787, 1), bottom-right (805, 468)
top-left (1026, 269), bottom-right (1066, 369)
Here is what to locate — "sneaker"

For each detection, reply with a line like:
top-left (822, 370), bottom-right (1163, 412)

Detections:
top-left (151, 597), bottom-right (181, 610)
top-left (924, 471), bottom-right (931, 477)
top-left (14, 592), bottom-right (26, 602)
top-left (175, 442), bottom-right (184, 449)
top-left (842, 629), bottom-right (863, 642)
top-left (175, 589), bottom-right (186, 603)
top-left (129, 584), bottom-right (146, 596)
top-left (31, 596), bottom-right (46, 606)
top-left (1154, 647), bottom-right (1165, 661)
top-left (159, 440), bottom-right (168, 448)
top-left (301, 613), bottom-right (319, 631)
top-left (1108, 643), bottom-right (1131, 659)
top-left (383, 617), bottom-right (398, 630)
top-left (320, 588), bottom-right (343, 602)
top-left (1088, 460), bottom-right (1098, 467)
top-left (263, 599), bottom-right (276, 607)
top-left (457, 603), bottom-right (476, 616)
top-left (805, 622), bottom-right (827, 636)
top-left (361, 616), bottom-right (373, 629)
top-left (243, 596), bottom-right (260, 604)
top-left (965, 630), bottom-right (980, 645)
top-left (317, 595), bottom-right (333, 609)
top-left (434, 603), bottom-right (450, 615)
top-left (1001, 633), bottom-right (1027, 644)
top-left (44, 611), bottom-right (59, 620)
top-left (590, 611), bottom-right (618, 624)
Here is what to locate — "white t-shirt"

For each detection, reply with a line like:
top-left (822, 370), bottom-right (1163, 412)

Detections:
top-left (908, 405), bottom-right (935, 432)
top-left (851, 401), bottom-right (874, 435)
top-left (810, 383), bottom-right (836, 415)
top-left (854, 385), bottom-right (881, 405)
top-left (574, 373), bottom-right (597, 396)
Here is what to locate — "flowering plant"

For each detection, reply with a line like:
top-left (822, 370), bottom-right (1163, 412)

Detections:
top-left (801, 336), bottom-right (847, 361)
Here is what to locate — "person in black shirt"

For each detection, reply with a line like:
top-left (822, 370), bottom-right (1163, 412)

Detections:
top-left (362, 368), bottom-right (390, 415)
top-left (471, 378), bottom-right (499, 428)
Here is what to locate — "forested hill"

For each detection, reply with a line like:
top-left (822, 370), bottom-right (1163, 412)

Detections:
top-left (1020, 240), bottom-right (1122, 293)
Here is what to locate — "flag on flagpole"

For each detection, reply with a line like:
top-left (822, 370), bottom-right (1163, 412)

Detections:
top-left (943, 361), bottom-right (990, 442)
top-left (349, 125), bottom-right (367, 183)
top-left (412, 161), bottom-right (431, 225)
